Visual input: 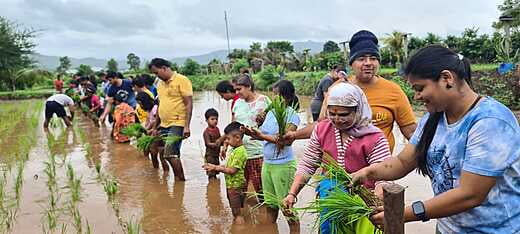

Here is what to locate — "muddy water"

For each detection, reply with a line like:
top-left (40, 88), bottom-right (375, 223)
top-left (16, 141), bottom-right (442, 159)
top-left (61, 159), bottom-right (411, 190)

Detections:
top-left (3, 91), bottom-right (436, 233)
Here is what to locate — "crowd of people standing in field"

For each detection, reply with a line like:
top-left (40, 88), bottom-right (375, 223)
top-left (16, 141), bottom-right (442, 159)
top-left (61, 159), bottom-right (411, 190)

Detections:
top-left (43, 30), bottom-right (520, 234)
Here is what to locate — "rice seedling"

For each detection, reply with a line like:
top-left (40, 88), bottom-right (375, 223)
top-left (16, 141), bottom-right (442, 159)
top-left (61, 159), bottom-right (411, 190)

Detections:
top-left (293, 152), bottom-right (383, 234)
top-left (14, 162), bottom-right (24, 204)
top-left (135, 135), bottom-right (160, 152)
top-left (66, 164), bottom-right (82, 205)
top-left (316, 152), bottom-right (381, 207)
top-left (95, 160), bottom-right (102, 175)
top-left (103, 176), bottom-right (119, 200)
top-left (264, 95), bottom-right (297, 155)
top-left (121, 124), bottom-right (147, 138)
top-left (85, 220), bottom-right (92, 234)
top-left (248, 191), bottom-right (298, 220)
top-left (124, 216), bottom-right (142, 234)
top-left (296, 187), bottom-right (381, 234)
top-left (162, 135), bottom-right (182, 146)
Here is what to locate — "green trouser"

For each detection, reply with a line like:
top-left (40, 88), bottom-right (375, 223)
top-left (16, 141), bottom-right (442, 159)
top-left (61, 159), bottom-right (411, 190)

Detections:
top-left (261, 160), bottom-right (296, 207)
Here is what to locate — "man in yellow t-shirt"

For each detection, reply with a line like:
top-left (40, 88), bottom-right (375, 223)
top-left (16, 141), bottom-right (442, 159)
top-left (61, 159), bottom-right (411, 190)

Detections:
top-left (148, 58), bottom-right (193, 181)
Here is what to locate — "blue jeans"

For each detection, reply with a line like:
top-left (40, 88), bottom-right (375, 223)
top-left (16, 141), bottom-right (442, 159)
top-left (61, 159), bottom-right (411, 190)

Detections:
top-left (159, 126), bottom-right (184, 158)
top-left (316, 179), bottom-right (347, 234)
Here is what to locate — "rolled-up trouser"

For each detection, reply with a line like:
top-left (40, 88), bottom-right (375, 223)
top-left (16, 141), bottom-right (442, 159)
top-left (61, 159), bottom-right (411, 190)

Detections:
top-left (159, 126), bottom-right (184, 158)
top-left (227, 187), bottom-right (245, 216)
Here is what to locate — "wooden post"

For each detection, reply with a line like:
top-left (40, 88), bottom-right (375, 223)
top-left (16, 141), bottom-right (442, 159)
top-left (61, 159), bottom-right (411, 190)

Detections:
top-left (383, 183), bottom-right (405, 234)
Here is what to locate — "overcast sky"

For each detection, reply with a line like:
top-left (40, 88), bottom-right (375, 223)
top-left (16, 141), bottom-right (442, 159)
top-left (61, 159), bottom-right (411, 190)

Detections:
top-left (1, 0), bottom-right (503, 60)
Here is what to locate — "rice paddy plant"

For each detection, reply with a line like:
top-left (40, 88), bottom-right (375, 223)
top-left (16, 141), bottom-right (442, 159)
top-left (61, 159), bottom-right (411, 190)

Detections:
top-left (135, 135), bottom-right (160, 152)
top-left (95, 160), bottom-right (102, 176)
top-left (296, 187), bottom-right (380, 234)
top-left (66, 164), bottom-right (82, 205)
top-left (121, 124), bottom-right (147, 138)
top-left (124, 216), bottom-right (142, 234)
top-left (14, 162), bottom-right (24, 204)
top-left (103, 176), bottom-right (119, 200)
top-left (264, 95), bottom-right (297, 155)
top-left (162, 135), bottom-right (182, 146)
top-left (316, 152), bottom-right (381, 207)
top-left (248, 191), bottom-right (298, 220)
top-left (85, 220), bottom-right (92, 234)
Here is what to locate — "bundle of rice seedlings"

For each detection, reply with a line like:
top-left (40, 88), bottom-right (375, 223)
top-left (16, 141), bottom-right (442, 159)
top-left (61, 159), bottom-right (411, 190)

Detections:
top-left (266, 96), bottom-right (297, 155)
top-left (297, 187), bottom-right (381, 234)
top-left (317, 152), bottom-right (381, 207)
top-left (162, 135), bottom-right (183, 145)
top-left (136, 135), bottom-right (160, 152)
top-left (121, 124), bottom-right (147, 138)
top-left (134, 135), bottom-right (182, 152)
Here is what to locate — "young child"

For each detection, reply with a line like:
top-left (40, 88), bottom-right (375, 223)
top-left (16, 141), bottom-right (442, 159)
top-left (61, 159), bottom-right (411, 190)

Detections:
top-left (113, 90), bottom-right (136, 143)
top-left (203, 108), bottom-right (225, 179)
top-left (203, 122), bottom-right (248, 224)
top-left (83, 85), bottom-right (103, 126)
top-left (136, 92), bottom-right (160, 167)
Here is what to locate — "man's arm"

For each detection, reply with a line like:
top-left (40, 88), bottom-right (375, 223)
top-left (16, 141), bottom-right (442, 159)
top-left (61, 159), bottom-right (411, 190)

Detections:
top-left (182, 95), bottom-right (193, 138)
top-left (99, 97), bottom-right (113, 122)
top-left (400, 123), bottom-right (417, 140)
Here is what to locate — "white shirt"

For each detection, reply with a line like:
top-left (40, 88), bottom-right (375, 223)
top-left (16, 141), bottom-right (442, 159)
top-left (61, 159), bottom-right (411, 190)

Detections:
top-left (47, 94), bottom-right (74, 106)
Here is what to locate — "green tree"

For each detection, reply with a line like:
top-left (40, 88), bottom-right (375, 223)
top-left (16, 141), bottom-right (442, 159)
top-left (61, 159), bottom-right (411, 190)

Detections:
top-left (266, 41), bottom-right (294, 53)
top-left (249, 42), bottom-right (262, 53)
top-left (106, 58), bottom-right (118, 72)
top-left (424, 33), bottom-right (442, 45)
top-left (170, 62), bottom-right (179, 71)
top-left (383, 31), bottom-right (406, 66)
top-left (458, 28), bottom-right (496, 63)
top-left (322, 41), bottom-right (340, 53)
top-left (207, 58), bottom-right (222, 74)
top-left (228, 49), bottom-right (247, 60)
top-left (56, 56), bottom-right (71, 74)
top-left (77, 64), bottom-right (94, 76)
top-left (493, 0), bottom-right (520, 31)
top-left (444, 35), bottom-right (461, 51)
top-left (0, 17), bottom-right (36, 91)
top-left (407, 36), bottom-right (426, 54)
top-left (126, 53), bottom-right (141, 71)
top-left (181, 58), bottom-right (200, 75)
top-left (231, 58), bottom-right (249, 74)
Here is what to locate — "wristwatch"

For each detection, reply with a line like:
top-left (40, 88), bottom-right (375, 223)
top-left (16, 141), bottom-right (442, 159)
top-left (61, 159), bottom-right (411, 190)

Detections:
top-left (412, 201), bottom-right (429, 222)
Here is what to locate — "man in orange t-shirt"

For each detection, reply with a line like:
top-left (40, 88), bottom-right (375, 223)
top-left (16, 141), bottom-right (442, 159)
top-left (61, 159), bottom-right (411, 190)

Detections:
top-left (54, 74), bottom-right (64, 93)
top-left (346, 30), bottom-right (416, 151)
top-left (286, 30), bottom-right (416, 152)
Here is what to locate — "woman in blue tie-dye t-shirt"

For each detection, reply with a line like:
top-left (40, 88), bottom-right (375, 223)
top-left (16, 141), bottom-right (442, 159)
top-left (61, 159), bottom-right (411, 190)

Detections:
top-left (352, 45), bottom-right (520, 234)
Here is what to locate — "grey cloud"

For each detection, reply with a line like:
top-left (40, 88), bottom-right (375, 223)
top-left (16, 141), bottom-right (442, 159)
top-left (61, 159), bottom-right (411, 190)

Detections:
top-left (0, 0), bottom-right (504, 59)
top-left (11, 0), bottom-right (157, 34)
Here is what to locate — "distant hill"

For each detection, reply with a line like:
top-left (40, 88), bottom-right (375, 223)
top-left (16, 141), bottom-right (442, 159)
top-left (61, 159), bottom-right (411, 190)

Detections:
top-left (32, 40), bottom-right (327, 70)
top-left (170, 50), bottom-right (229, 65)
top-left (30, 53), bottom-right (128, 71)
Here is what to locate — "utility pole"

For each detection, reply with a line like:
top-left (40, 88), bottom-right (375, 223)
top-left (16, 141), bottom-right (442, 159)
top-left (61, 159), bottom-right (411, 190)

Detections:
top-left (224, 11), bottom-right (231, 62)
top-left (339, 41), bottom-right (349, 64)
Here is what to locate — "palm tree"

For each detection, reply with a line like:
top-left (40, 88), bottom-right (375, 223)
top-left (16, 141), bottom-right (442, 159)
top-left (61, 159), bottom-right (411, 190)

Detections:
top-left (383, 31), bottom-right (405, 66)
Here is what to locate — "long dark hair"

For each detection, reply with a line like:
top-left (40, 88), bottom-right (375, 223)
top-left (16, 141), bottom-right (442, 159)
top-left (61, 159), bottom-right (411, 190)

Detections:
top-left (136, 92), bottom-right (155, 111)
top-left (273, 79), bottom-right (299, 110)
top-left (404, 45), bottom-right (472, 177)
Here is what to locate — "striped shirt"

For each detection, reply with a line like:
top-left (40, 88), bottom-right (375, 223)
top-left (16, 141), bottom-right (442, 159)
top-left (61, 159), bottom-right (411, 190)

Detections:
top-left (297, 126), bottom-right (391, 186)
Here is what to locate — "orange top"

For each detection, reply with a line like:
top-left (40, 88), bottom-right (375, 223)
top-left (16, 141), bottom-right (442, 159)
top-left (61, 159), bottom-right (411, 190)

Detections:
top-left (347, 76), bottom-right (416, 151)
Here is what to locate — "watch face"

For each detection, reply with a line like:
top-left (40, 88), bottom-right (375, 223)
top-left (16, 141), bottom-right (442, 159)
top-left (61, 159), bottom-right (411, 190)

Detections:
top-left (413, 202), bottom-right (425, 214)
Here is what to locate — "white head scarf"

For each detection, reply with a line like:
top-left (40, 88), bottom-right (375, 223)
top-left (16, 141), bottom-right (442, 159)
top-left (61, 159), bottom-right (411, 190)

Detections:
top-left (327, 82), bottom-right (381, 137)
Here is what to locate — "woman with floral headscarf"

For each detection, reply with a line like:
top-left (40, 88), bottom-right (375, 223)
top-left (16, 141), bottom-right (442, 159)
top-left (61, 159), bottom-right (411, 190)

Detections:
top-left (283, 82), bottom-right (392, 233)
top-left (113, 90), bottom-right (136, 143)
